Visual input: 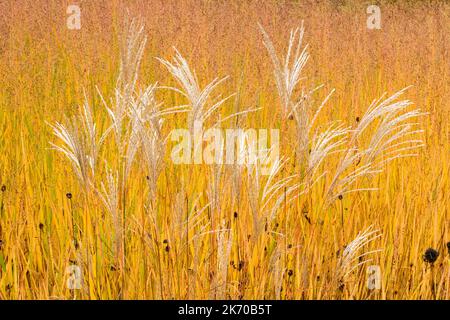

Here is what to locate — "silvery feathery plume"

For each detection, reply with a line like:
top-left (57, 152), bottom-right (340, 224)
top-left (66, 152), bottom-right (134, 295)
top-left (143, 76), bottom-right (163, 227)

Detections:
top-left (245, 148), bottom-right (300, 237)
top-left (49, 96), bottom-right (109, 189)
top-left (258, 22), bottom-right (309, 118)
top-left (326, 87), bottom-right (425, 202)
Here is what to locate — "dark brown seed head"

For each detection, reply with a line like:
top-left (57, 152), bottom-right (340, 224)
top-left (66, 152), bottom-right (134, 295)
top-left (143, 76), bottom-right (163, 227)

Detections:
top-left (66, 193), bottom-right (72, 199)
top-left (338, 194), bottom-right (343, 200)
top-left (39, 223), bottom-right (44, 230)
top-left (287, 270), bottom-right (293, 277)
top-left (288, 114), bottom-right (294, 120)
top-left (287, 244), bottom-right (292, 249)
top-left (356, 116), bottom-right (360, 123)
top-left (163, 239), bottom-right (168, 244)
top-left (1, 185), bottom-right (6, 192)
top-left (446, 242), bottom-right (450, 254)
top-left (423, 248), bottom-right (439, 264)
top-left (234, 212), bottom-right (238, 219)
top-left (165, 245), bottom-right (170, 252)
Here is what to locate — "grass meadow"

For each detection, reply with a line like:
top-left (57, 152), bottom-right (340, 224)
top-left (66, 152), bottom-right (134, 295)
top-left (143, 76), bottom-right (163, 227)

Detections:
top-left (0, 0), bottom-right (449, 299)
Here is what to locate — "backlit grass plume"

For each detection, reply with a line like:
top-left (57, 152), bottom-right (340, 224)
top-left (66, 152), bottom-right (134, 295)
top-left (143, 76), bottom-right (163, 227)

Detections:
top-left (157, 49), bottom-right (234, 133)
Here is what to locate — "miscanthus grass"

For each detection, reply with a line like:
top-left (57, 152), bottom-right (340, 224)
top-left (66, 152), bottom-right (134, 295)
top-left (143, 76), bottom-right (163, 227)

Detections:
top-left (45, 14), bottom-right (426, 299)
top-left (259, 23), bottom-right (424, 205)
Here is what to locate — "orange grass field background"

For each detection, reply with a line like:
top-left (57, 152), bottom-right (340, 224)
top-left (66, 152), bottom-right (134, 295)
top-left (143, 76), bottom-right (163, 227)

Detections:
top-left (0, 0), bottom-right (449, 299)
